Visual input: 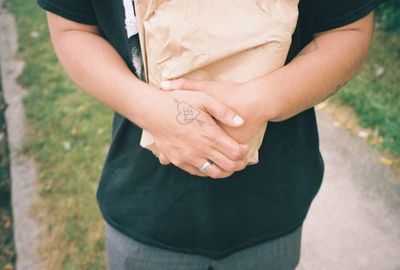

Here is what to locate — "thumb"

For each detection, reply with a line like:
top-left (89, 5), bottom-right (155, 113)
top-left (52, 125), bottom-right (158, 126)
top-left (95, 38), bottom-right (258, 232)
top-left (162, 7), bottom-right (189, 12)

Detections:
top-left (204, 96), bottom-right (245, 127)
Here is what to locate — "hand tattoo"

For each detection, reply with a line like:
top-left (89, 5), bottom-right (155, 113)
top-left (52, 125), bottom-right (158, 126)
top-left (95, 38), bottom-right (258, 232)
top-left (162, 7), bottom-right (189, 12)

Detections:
top-left (174, 99), bottom-right (205, 126)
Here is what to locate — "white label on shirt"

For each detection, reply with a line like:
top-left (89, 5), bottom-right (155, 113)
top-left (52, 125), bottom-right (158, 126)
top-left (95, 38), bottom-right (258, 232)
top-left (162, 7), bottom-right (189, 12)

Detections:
top-left (123, 0), bottom-right (138, 38)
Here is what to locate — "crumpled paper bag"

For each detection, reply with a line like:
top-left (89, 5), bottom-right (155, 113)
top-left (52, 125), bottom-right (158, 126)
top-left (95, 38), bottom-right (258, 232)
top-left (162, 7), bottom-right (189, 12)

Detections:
top-left (135, 0), bottom-right (299, 164)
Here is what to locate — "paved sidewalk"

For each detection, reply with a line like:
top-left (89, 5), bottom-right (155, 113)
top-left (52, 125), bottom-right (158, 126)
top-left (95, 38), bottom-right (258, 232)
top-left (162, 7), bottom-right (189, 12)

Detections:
top-left (0, 2), bottom-right (42, 269)
top-left (299, 111), bottom-right (400, 270)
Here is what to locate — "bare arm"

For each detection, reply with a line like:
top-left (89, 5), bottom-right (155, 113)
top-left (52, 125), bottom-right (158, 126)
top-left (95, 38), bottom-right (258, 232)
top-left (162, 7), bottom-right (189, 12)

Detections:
top-left (47, 12), bottom-right (249, 179)
top-left (162, 13), bottom-right (374, 143)
top-left (254, 12), bottom-right (374, 122)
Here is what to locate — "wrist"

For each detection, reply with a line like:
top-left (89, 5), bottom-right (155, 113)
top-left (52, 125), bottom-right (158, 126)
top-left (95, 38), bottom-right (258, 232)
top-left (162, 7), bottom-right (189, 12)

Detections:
top-left (123, 80), bottom-right (170, 130)
top-left (245, 78), bottom-right (282, 122)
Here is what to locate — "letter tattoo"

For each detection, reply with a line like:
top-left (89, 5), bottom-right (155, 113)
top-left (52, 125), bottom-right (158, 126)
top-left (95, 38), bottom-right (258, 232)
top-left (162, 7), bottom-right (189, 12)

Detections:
top-left (174, 99), bottom-right (205, 126)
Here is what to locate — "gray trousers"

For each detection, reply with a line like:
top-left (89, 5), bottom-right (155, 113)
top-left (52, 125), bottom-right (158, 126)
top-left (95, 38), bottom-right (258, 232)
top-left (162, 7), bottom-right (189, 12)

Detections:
top-left (106, 223), bottom-right (302, 270)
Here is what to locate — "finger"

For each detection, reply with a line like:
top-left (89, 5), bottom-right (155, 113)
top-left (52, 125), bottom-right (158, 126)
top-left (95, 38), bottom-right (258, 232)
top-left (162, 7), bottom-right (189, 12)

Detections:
top-left (159, 153), bottom-right (171, 165)
top-left (207, 148), bottom-right (247, 173)
top-left (173, 158), bottom-right (233, 179)
top-left (202, 95), bottom-right (245, 127)
top-left (160, 78), bottom-right (211, 92)
top-left (197, 160), bottom-right (233, 179)
top-left (179, 163), bottom-right (207, 177)
top-left (209, 127), bottom-right (249, 161)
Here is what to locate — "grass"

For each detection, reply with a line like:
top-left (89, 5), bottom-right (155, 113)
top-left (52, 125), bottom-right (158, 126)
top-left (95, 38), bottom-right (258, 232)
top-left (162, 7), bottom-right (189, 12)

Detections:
top-left (0, 63), bottom-right (16, 269)
top-left (333, 28), bottom-right (400, 156)
top-left (6, 0), bottom-right (112, 269)
top-left (5, 0), bottom-right (400, 269)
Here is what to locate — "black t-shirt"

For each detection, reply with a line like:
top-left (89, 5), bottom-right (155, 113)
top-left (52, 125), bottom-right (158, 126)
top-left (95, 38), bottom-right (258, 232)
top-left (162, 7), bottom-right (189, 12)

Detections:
top-left (38, 0), bottom-right (381, 259)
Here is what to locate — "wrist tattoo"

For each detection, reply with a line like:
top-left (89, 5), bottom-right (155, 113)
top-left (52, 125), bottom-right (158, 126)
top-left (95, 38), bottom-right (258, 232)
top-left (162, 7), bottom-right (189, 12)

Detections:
top-left (174, 99), bottom-right (205, 126)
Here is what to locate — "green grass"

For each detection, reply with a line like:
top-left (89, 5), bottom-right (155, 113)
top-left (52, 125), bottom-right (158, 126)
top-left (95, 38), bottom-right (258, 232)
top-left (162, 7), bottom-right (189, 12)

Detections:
top-left (334, 28), bottom-right (400, 155)
top-left (6, 0), bottom-right (112, 269)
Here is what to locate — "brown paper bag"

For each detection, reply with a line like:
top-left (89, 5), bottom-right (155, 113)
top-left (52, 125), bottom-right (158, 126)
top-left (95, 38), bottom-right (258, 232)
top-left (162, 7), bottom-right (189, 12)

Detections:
top-left (135, 0), bottom-right (299, 164)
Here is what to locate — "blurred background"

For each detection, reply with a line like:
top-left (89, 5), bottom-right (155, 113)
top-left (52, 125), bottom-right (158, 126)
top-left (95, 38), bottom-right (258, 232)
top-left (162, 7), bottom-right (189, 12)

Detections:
top-left (0, 1), bottom-right (399, 269)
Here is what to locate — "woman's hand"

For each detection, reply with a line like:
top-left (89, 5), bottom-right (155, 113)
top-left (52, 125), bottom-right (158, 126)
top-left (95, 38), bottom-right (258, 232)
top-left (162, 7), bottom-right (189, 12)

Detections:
top-left (146, 88), bottom-right (249, 179)
top-left (159, 79), bottom-right (268, 144)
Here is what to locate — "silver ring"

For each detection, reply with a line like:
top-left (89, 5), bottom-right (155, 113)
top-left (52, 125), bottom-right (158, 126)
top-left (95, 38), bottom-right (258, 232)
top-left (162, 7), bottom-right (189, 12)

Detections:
top-left (199, 160), bottom-right (213, 173)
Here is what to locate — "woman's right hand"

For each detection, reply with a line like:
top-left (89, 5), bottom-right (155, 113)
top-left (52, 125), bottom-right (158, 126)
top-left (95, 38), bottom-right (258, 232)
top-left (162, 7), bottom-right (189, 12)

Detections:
top-left (145, 89), bottom-right (249, 179)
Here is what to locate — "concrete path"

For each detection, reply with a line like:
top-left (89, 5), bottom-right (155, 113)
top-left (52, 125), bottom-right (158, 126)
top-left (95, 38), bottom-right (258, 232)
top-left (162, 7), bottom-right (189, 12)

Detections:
top-left (0, 1), bottom-right (42, 269)
top-left (299, 112), bottom-right (400, 270)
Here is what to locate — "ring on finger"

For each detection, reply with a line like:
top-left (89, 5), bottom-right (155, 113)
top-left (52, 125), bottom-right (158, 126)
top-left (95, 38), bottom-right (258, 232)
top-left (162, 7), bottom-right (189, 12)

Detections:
top-left (199, 160), bottom-right (213, 173)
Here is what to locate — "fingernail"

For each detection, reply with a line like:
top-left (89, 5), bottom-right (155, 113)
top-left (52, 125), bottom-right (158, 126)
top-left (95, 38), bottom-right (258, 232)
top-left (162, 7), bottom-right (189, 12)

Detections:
top-left (233, 115), bottom-right (244, 126)
top-left (160, 81), bottom-right (172, 90)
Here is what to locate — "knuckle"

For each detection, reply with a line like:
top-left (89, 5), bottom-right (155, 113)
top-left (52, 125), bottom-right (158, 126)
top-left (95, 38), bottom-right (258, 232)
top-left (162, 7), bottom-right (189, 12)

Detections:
top-left (241, 144), bottom-right (249, 155)
top-left (238, 160), bottom-right (247, 171)
top-left (229, 160), bottom-right (246, 172)
top-left (159, 154), bottom-right (168, 164)
top-left (224, 161), bottom-right (237, 172)
top-left (230, 147), bottom-right (243, 160)
top-left (217, 104), bottom-right (230, 119)
top-left (234, 160), bottom-right (245, 171)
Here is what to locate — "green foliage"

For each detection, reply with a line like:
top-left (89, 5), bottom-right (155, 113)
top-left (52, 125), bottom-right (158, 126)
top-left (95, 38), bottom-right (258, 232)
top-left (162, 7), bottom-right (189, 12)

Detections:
top-left (335, 30), bottom-right (400, 155)
top-left (376, 1), bottom-right (400, 33)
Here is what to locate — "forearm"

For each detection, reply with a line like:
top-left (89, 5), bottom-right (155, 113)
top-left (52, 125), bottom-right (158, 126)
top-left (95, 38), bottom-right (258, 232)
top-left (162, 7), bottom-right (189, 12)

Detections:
top-left (48, 14), bottom-right (163, 130)
top-left (253, 13), bottom-right (374, 122)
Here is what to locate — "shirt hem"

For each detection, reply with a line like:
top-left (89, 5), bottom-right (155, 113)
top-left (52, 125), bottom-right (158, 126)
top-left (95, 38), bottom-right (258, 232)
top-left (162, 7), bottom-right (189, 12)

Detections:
top-left (102, 215), bottom-right (307, 260)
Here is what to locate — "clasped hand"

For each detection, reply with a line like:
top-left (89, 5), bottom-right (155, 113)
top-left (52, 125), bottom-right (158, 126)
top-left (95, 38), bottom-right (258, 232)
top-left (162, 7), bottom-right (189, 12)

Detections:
top-left (147, 79), bottom-right (266, 179)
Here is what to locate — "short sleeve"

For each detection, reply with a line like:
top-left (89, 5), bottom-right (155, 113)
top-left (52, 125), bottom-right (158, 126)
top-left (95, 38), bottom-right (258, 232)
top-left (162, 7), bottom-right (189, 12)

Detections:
top-left (37, 0), bottom-right (97, 25)
top-left (314, 0), bottom-right (383, 33)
